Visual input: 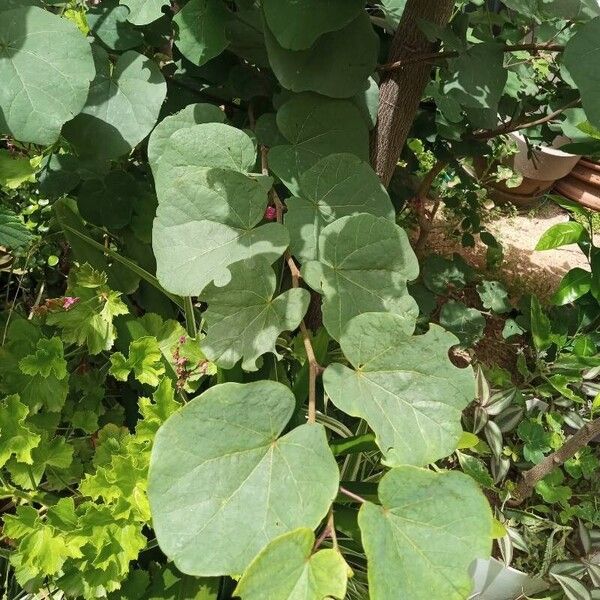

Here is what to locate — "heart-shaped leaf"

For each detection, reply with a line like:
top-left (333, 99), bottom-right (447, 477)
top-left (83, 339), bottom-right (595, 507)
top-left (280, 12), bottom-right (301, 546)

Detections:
top-left (323, 312), bottom-right (475, 466)
top-left (121, 0), bottom-right (168, 25)
top-left (302, 214), bottom-right (419, 340)
top-left (148, 381), bottom-right (340, 576)
top-left (358, 466), bottom-right (492, 600)
top-left (201, 258), bottom-right (310, 371)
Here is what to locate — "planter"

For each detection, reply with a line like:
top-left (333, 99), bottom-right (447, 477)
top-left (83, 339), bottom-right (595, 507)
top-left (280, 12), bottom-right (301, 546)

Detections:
top-left (553, 157), bottom-right (600, 211)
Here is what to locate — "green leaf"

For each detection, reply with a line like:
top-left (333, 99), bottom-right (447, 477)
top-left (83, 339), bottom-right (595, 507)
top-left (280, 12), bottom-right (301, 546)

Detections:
top-left (443, 43), bottom-right (508, 111)
top-left (110, 336), bottom-right (166, 386)
top-left (121, 0), bottom-right (168, 25)
top-left (0, 149), bottom-right (37, 189)
top-left (477, 280), bottom-right (511, 314)
top-left (0, 205), bottom-right (34, 249)
top-left (564, 18), bottom-right (600, 130)
top-left (201, 258), bottom-right (310, 371)
top-left (235, 528), bottom-right (348, 600)
top-left (264, 13), bottom-right (378, 98)
top-left (302, 214), bottom-right (419, 340)
top-left (552, 267), bottom-right (592, 305)
top-left (439, 300), bottom-right (486, 347)
top-left (456, 451), bottom-right (494, 488)
top-left (0, 6), bottom-right (95, 144)
top-left (380, 0), bottom-right (407, 28)
top-left (517, 420), bottom-right (551, 463)
top-left (358, 467), bottom-right (492, 600)
top-left (19, 337), bottom-right (67, 380)
top-left (87, 0), bottom-right (144, 50)
top-left (136, 378), bottom-right (181, 442)
top-left (269, 93), bottom-right (369, 193)
top-left (502, 318), bottom-right (526, 339)
top-left (143, 563), bottom-right (220, 599)
top-left (148, 381), bottom-right (340, 576)
top-left (535, 469), bottom-right (572, 505)
top-left (530, 295), bottom-right (552, 352)
top-left (173, 0), bottom-right (230, 66)
top-left (261, 0), bottom-right (364, 50)
top-left (0, 395), bottom-right (41, 467)
top-left (422, 253), bottom-right (475, 294)
top-left (285, 153), bottom-right (394, 262)
top-left (148, 104), bottom-right (226, 177)
top-left (47, 264), bottom-right (129, 354)
top-left (63, 47), bottom-right (167, 160)
top-left (535, 221), bottom-right (586, 250)
top-left (552, 573), bottom-right (592, 600)
top-left (77, 171), bottom-right (137, 230)
top-left (323, 312), bottom-right (475, 467)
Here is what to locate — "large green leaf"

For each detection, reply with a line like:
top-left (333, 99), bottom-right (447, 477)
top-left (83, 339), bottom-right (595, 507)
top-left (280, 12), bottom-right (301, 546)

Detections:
top-left (87, 0), bottom-right (144, 51)
top-left (323, 312), bottom-right (475, 466)
top-left (63, 47), bottom-right (167, 160)
top-left (439, 300), bottom-right (486, 347)
top-left (285, 153), bottom-right (394, 262)
top-left (201, 258), bottom-right (310, 371)
top-left (535, 221), bottom-right (586, 250)
top-left (564, 18), bottom-right (600, 128)
top-left (261, 0), bottom-right (364, 50)
top-left (552, 267), bottom-right (592, 305)
top-left (121, 0), bottom-right (168, 25)
top-left (302, 214), bottom-right (419, 340)
top-left (269, 93), bottom-right (370, 194)
top-left (235, 528), bottom-right (348, 600)
top-left (147, 104), bottom-right (226, 176)
top-left (264, 13), bottom-right (378, 99)
top-left (148, 381), bottom-right (340, 576)
top-left (173, 0), bottom-right (230, 66)
top-left (0, 6), bottom-right (95, 144)
top-left (358, 467), bottom-right (492, 600)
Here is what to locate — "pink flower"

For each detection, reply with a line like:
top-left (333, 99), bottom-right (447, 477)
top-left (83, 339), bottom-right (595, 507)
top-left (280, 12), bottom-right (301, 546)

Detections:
top-left (179, 335), bottom-right (187, 344)
top-left (264, 206), bottom-right (277, 221)
top-left (62, 297), bottom-right (80, 310)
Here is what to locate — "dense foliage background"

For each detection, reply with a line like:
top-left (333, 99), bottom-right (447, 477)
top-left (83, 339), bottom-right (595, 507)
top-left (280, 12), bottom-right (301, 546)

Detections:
top-left (2, 0), bottom-right (600, 598)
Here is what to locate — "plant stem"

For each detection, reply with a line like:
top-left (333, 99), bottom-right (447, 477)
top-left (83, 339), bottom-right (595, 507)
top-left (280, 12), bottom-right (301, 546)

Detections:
top-left (414, 160), bottom-right (447, 253)
top-left (339, 486), bottom-right (366, 504)
top-left (510, 417), bottom-right (600, 505)
top-left (184, 296), bottom-right (197, 338)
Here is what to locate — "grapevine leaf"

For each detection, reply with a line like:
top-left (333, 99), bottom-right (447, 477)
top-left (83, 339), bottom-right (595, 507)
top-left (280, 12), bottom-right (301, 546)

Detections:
top-left (0, 205), bottom-right (34, 249)
top-left (201, 258), bottom-right (309, 371)
top-left (323, 312), bottom-right (475, 467)
top-left (261, 0), bottom-right (364, 50)
top-left (173, 0), bottom-right (230, 66)
top-left (264, 13), bottom-right (378, 99)
top-left (302, 214), bottom-right (419, 340)
top-left (476, 280), bottom-right (511, 314)
top-left (121, 0), bottom-right (168, 25)
top-left (19, 337), bottom-right (67, 380)
top-left (0, 395), bottom-right (41, 467)
top-left (235, 529), bottom-right (348, 600)
top-left (148, 381), bottom-right (340, 576)
top-left (269, 93), bottom-right (369, 193)
top-left (110, 336), bottom-right (166, 386)
top-left (153, 166), bottom-right (288, 296)
top-left (285, 153), bottom-right (394, 262)
top-left (358, 467), bottom-right (492, 600)
top-left (439, 300), bottom-right (486, 347)
top-left (0, 6), bottom-right (95, 144)
top-left (564, 18), bottom-right (600, 129)
top-left (147, 104), bottom-right (225, 177)
top-left (87, 0), bottom-right (144, 50)
top-left (63, 47), bottom-right (167, 160)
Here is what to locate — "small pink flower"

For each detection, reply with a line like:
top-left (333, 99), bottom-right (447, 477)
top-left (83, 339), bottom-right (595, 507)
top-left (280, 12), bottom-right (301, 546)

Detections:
top-left (62, 296), bottom-right (80, 310)
top-left (264, 206), bottom-right (277, 221)
top-left (176, 356), bottom-right (187, 366)
top-left (179, 335), bottom-right (187, 344)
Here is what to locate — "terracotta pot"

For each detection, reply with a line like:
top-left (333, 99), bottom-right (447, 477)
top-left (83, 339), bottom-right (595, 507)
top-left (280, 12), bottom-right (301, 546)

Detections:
top-left (553, 157), bottom-right (600, 211)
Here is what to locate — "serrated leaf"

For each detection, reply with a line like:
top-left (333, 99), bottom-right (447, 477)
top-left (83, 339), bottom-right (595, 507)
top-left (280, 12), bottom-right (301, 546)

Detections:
top-left (63, 47), bottom-right (167, 160)
top-left (264, 12), bottom-right (378, 99)
top-left (148, 381), bottom-right (340, 576)
top-left (535, 221), bottom-right (586, 250)
top-left (269, 93), bottom-right (369, 193)
top-left (0, 6), bottom-right (95, 144)
top-left (235, 528), bottom-right (348, 600)
top-left (121, 0), bottom-right (168, 25)
top-left (0, 395), bottom-right (41, 467)
top-left (302, 214), bottom-right (419, 340)
top-left (148, 104), bottom-right (225, 177)
top-left (358, 467), bottom-right (492, 600)
top-left (110, 336), bottom-right (166, 386)
top-left (173, 0), bottom-right (230, 66)
top-left (323, 312), bottom-right (474, 467)
top-left (477, 280), bottom-right (511, 314)
top-left (136, 378), bottom-right (181, 442)
top-left (261, 0), bottom-right (364, 50)
top-left (0, 205), bottom-right (34, 249)
top-left (439, 300), bottom-right (486, 347)
top-left (19, 337), bottom-right (67, 380)
top-left (201, 258), bottom-right (309, 371)
top-left (552, 267), bottom-right (592, 305)
top-left (284, 153), bottom-right (394, 262)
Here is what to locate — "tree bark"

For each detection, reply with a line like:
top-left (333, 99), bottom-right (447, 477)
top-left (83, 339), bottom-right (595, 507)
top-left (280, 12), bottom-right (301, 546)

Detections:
top-left (371, 0), bottom-right (455, 187)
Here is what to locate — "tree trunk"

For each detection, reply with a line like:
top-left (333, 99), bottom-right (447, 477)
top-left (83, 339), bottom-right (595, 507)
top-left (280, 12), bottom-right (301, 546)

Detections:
top-left (371, 0), bottom-right (455, 187)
